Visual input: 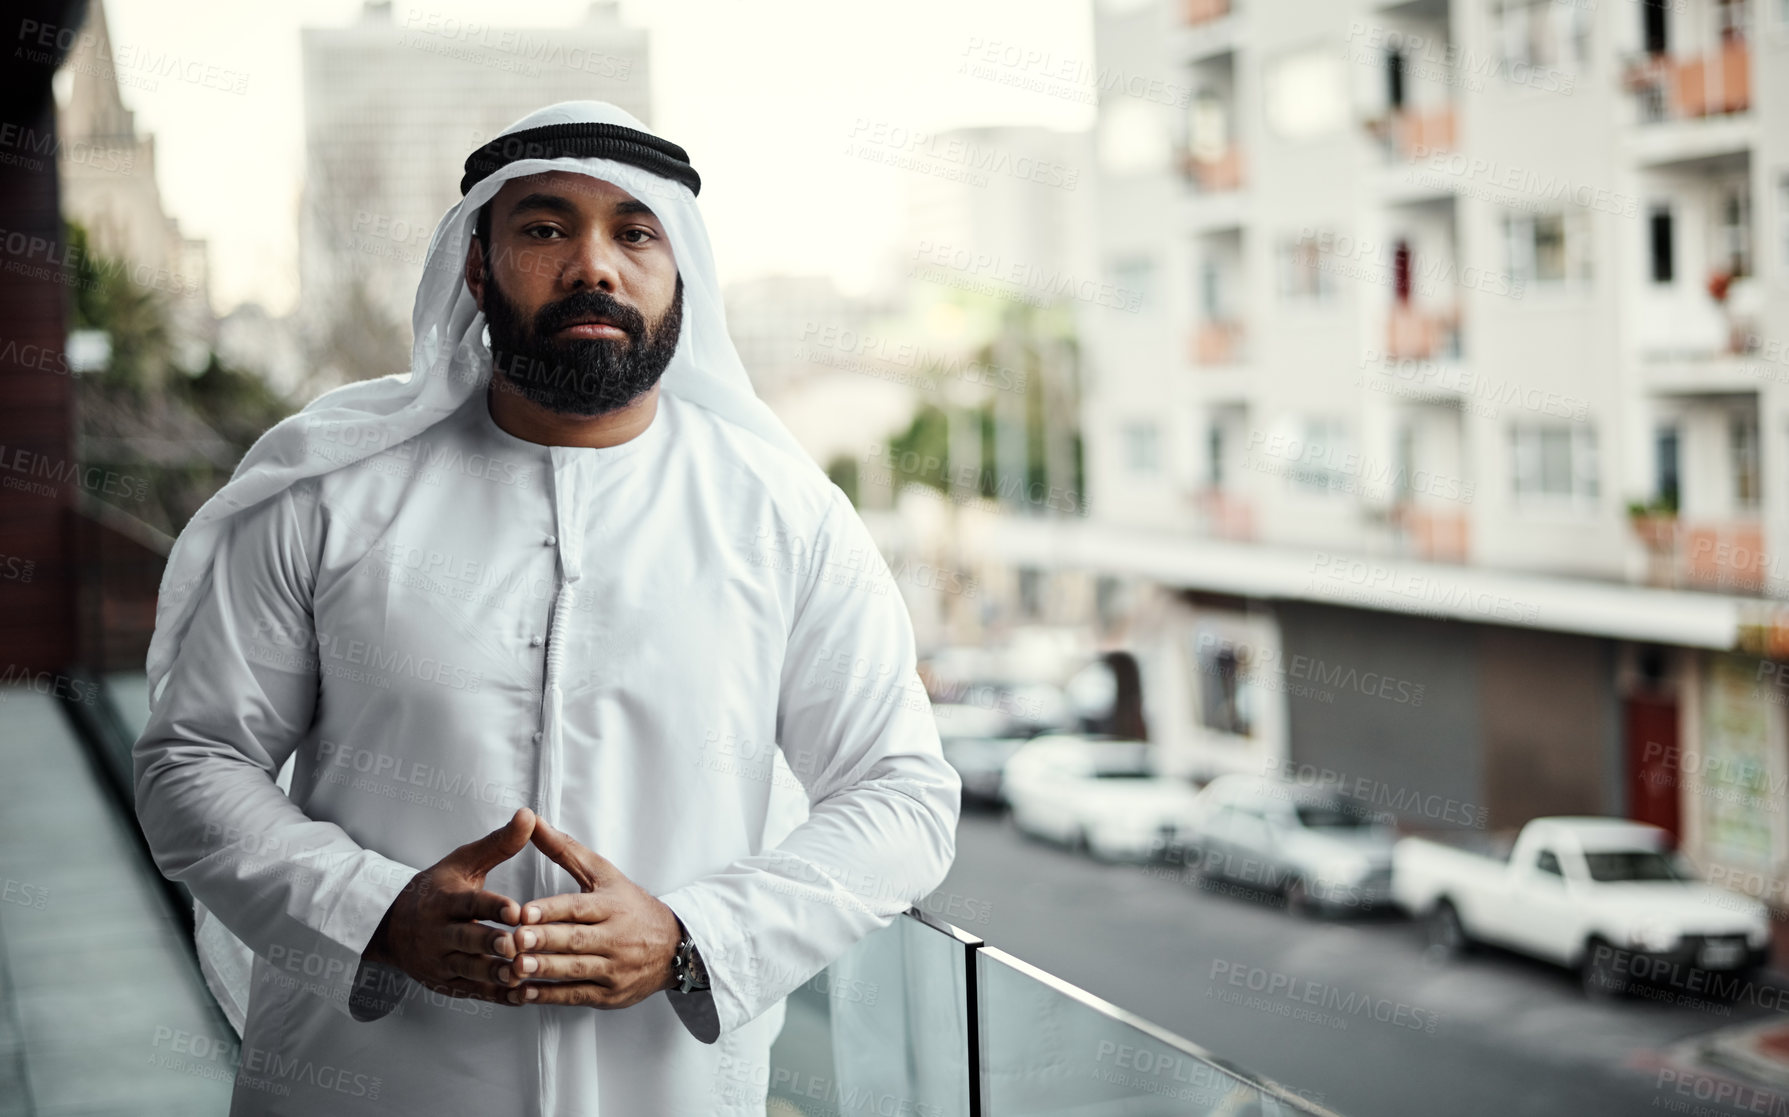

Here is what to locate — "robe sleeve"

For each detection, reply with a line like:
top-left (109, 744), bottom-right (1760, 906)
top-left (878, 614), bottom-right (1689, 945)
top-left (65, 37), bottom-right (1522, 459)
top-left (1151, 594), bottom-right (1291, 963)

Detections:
top-left (133, 481), bottom-right (423, 1023)
top-left (656, 484), bottom-right (962, 1043)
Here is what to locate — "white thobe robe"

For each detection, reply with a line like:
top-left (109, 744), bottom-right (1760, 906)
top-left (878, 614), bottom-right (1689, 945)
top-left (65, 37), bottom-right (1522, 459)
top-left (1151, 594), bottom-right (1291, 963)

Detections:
top-left (132, 385), bottom-right (961, 1116)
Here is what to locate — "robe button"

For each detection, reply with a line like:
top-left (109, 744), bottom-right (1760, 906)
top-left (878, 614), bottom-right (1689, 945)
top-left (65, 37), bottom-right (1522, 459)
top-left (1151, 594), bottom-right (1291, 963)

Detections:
top-left (532, 731), bottom-right (543, 743)
top-left (529, 635), bottom-right (543, 647)
top-left (544, 534), bottom-right (557, 546)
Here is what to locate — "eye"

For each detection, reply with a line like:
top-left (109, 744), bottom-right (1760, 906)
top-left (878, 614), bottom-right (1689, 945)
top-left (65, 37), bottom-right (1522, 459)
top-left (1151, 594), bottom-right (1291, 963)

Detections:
top-left (525, 225), bottom-right (564, 241)
top-left (620, 227), bottom-right (657, 245)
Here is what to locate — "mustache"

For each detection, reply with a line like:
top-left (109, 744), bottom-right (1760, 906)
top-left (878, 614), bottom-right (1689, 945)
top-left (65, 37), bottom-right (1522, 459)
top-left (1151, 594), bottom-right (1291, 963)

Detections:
top-left (533, 288), bottom-right (647, 340)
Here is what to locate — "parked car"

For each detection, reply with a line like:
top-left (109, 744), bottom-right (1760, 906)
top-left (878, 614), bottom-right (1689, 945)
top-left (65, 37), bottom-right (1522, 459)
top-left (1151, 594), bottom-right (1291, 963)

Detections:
top-left (1177, 774), bottom-right (1398, 916)
top-left (1392, 817), bottom-right (1772, 997)
top-left (932, 702), bottom-right (1031, 808)
top-left (1003, 737), bottom-right (1199, 862)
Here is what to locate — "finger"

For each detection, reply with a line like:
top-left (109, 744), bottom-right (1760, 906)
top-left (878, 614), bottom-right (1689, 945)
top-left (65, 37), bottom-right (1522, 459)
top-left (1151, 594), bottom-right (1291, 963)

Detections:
top-left (515, 953), bottom-right (613, 982)
top-left (448, 887), bottom-right (524, 925)
top-left (423, 975), bottom-right (525, 1007)
top-left (443, 920), bottom-right (515, 959)
top-left (516, 980), bottom-right (615, 1008)
top-left (521, 891), bottom-right (606, 926)
top-left (514, 920), bottom-right (610, 955)
top-left (528, 817), bottom-right (615, 893)
top-left (449, 808), bottom-right (537, 876)
top-left (440, 950), bottom-right (511, 986)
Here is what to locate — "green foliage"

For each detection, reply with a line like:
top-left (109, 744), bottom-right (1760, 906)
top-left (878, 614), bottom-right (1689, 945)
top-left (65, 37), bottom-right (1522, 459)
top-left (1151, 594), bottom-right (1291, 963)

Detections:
top-left (66, 219), bottom-right (171, 398)
top-left (177, 351), bottom-right (296, 448)
top-left (825, 454), bottom-right (859, 505)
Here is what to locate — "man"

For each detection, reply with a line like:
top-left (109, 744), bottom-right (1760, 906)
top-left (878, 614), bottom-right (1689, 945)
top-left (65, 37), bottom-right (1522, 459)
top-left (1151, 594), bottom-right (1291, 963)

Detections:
top-left (133, 100), bottom-right (960, 1116)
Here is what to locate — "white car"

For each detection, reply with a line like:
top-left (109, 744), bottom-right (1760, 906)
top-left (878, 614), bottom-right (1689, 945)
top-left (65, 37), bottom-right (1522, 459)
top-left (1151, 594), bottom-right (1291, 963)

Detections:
top-left (1178, 774), bottom-right (1399, 915)
top-left (1393, 817), bottom-right (1773, 996)
top-left (932, 702), bottom-right (1030, 807)
top-left (1003, 737), bottom-right (1199, 861)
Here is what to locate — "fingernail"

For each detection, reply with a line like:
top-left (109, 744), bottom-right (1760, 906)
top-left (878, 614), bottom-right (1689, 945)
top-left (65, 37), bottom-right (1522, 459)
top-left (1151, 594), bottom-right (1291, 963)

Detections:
top-left (519, 930), bottom-right (536, 949)
top-left (498, 966), bottom-right (513, 983)
top-left (508, 989), bottom-right (523, 1004)
top-left (525, 906), bottom-right (540, 923)
top-left (525, 987), bottom-right (539, 1001)
top-left (521, 956), bottom-right (538, 974)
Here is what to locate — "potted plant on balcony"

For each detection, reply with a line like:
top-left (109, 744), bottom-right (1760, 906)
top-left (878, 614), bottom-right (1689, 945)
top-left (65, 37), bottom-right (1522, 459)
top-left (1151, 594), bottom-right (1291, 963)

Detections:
top-left (1627, 496), bottom-right (1679, 550)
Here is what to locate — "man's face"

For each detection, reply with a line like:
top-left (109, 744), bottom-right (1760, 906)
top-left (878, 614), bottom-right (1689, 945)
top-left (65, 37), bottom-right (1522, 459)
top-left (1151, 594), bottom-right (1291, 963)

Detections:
top-left (466, 171), bottom-right (683, 417)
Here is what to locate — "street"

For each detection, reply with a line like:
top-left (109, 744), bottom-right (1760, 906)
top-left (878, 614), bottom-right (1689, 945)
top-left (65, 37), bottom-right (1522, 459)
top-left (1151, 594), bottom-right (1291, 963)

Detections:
top-left (931, 810), bottom-right (1789, 1117)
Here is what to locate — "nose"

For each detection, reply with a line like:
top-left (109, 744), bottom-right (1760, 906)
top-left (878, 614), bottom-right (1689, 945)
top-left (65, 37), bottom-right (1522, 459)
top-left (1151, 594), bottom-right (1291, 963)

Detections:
top-left (560, 229), bottom-right (623, 293)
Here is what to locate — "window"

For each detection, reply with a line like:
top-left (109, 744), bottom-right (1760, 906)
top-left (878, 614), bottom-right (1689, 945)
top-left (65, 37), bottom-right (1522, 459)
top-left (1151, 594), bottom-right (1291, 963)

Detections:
top-left (1199, 259), bottom-right (1222, 319)
top-left (1642, 0), bottom-right (1669, 54)
top-left (1504, 210), bottom-right (1592, 285)
top-left (1017, 567), bottom-right (1043, 619)
top-left (1536, 849), bottom-right (1563, 875)
top-left (1278, 232), bottom-right (1338, 301)
top-left (1716, 184), bottom-right (1751, 279)
top-left (1655, 426), bottom-right (1680, 509)
top-left (1194, 637), bottom-right (1254, 737)
top-left (1395, 425), bottom-right (1417, 502)
top-left (1187, 90), bottom-right (1230, 162)
top-left (1207, 423), bottom-right (1226, 486)
top-left (1123, 422), bottom-right (1161, 476)
top-left (1493, 0), bottom-right (1592, 78)
top-left (1511, 423), bottom-right (1599, 501)
top-left (1780, 174), bottom-right (1789, 272)
top-left (1648, 205), bottom-right (1674, 283)
top-left (1288, 417), bottom-right (1351, 493)
top-left (1112, 256), bottom-right (1156, 310)
top-left (1733, 414), bottom-right (1761, 510)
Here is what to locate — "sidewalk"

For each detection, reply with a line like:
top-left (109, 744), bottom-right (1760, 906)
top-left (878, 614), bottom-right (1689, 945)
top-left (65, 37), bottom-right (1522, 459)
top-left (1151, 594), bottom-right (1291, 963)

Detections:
top-left (0, 681), bottom-right (231, 1117)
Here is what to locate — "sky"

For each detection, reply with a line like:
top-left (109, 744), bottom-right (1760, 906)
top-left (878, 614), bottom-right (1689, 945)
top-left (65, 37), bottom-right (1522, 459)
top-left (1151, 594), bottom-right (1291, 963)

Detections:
top-left (99, 0), bottom-right (1099, 316)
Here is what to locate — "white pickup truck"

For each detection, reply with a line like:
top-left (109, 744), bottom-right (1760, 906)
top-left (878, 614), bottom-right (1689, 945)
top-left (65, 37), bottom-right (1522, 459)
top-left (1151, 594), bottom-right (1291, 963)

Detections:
top-left (1393, 817), bottom-right (1773, 996)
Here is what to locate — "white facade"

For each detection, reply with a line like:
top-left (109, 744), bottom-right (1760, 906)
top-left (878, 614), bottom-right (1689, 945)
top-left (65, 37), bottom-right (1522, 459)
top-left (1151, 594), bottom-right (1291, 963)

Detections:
top-left (1084, 0), bottom-right (1789, 589)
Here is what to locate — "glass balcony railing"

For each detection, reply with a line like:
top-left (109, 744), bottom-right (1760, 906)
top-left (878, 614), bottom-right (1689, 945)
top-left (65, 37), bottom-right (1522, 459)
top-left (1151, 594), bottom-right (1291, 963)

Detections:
top-left (768, 909), bottom-right (1340, 1116)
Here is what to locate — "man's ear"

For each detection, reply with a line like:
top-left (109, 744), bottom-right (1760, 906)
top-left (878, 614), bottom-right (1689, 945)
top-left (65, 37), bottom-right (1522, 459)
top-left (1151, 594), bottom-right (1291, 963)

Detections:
top-left (464, 235), bottom-right (486, 312)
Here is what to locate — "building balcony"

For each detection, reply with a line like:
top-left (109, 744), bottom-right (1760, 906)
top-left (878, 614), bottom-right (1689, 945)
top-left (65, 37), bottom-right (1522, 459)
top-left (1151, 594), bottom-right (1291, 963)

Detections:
top-left (1631, 513), bottom-right (1768, 595)
top-left (1623, 39), bottom-right (1750, 123)
top-left (1183, 0), bottom-right (1231, 25)
top-left (1386, 303), bottom-right (1461, 362)
top-left (1364, 105), bottom-right (1455, 162)
top-left (1192, 486), bottom-right (1256, 541)
top-left (1393, 503), bottom-right (1470, 563)
top-left (1191, 319), bottom-right (1246, 366)
top-left (1179, 143), bottom-right (1244, 192)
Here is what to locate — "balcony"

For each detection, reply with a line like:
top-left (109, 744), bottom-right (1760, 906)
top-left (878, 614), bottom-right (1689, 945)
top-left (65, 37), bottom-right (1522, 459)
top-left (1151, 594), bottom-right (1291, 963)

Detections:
top-left (1393, 503), bottom-right (1469, 563)
top-left (1623, 39), bottom-right (1750, 123)
top-left (1190, 319), bottom-right (1246, 366)
top-left (1364, 105), bottom-right (1456, 162)
top-left (1183, 0), bottom-right (1231, 25)
top-left (1191, 486), bottom-right (1256, 541)
top-left (1179, 144), bottom-right (1244, 193)
top-left (1385, 303), bottom-right (1461, 362)
top-left (1631, 513), bottom-right (1768, 595)
top-left (766, 910), bottom-right (1334, 1115)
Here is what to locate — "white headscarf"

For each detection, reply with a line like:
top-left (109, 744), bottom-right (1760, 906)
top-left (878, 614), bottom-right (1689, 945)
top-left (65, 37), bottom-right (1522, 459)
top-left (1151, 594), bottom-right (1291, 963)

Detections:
top-left (146, 99), bottom-right (822, 713)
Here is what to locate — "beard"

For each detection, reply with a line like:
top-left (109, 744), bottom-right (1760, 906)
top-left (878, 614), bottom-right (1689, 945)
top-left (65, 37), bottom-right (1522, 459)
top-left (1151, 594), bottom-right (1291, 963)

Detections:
top-left (482, 263), bottom-right (683, 418)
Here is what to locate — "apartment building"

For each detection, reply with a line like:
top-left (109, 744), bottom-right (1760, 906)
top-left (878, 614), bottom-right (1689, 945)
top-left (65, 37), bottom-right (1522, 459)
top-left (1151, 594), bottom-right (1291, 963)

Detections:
top-left (1008, 0), bottom-right (1789, 904)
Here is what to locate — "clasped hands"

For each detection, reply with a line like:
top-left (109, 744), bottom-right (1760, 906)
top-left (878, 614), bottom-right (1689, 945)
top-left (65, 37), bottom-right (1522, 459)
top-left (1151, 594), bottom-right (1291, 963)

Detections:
top-left (363, 807), bottom-right (686, 1009)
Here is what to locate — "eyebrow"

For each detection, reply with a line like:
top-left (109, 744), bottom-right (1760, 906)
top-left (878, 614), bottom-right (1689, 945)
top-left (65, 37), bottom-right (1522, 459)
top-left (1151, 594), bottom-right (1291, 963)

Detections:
top-left (507, 192), bottom-right (659, 223)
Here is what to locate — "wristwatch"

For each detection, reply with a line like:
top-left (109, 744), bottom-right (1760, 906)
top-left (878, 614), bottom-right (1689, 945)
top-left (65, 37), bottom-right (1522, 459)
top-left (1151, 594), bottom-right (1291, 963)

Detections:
top-left (672, 921), bottom-right (709, 994)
